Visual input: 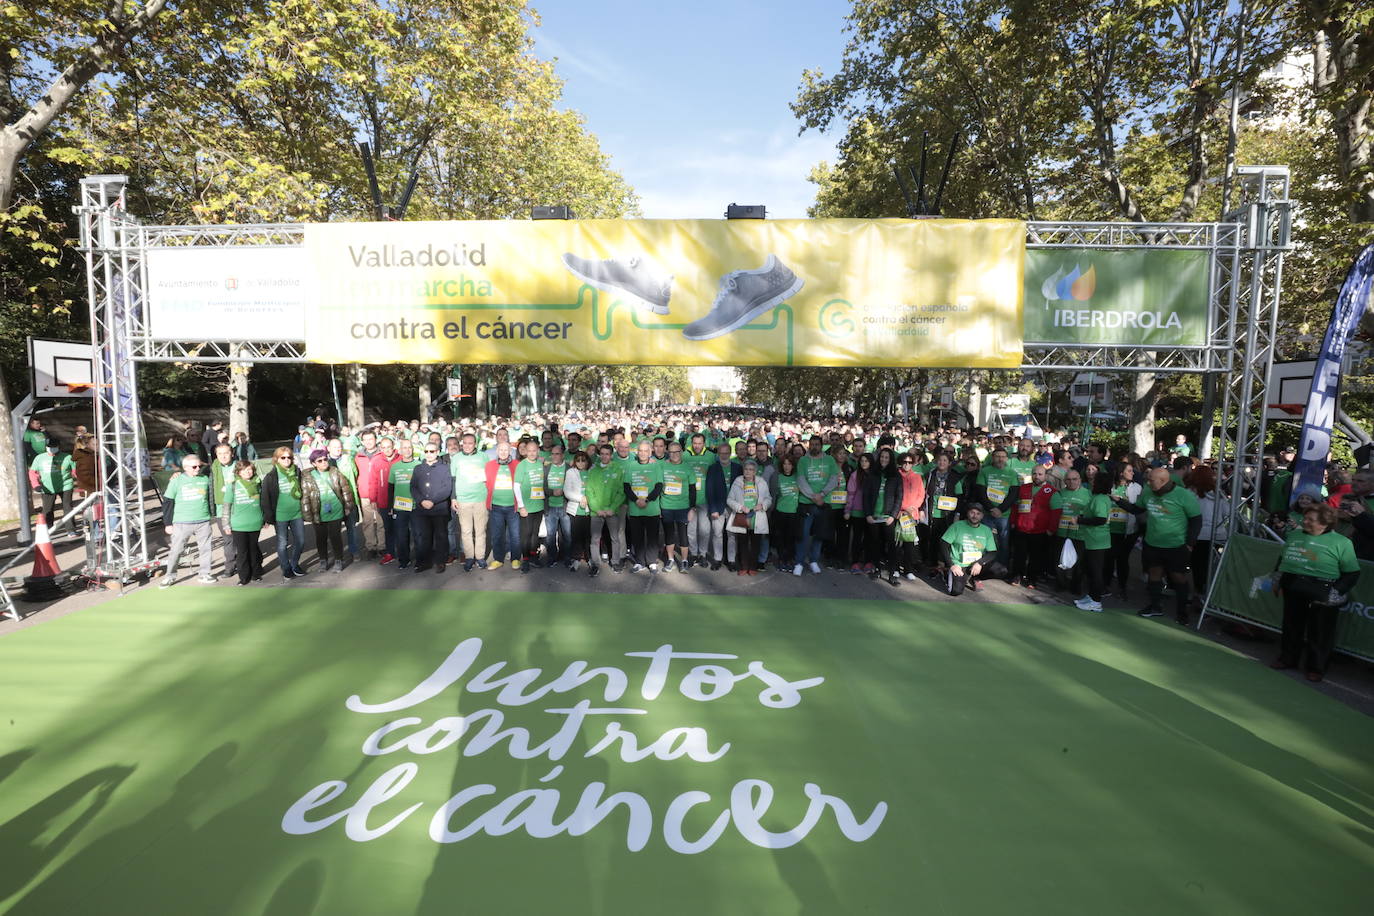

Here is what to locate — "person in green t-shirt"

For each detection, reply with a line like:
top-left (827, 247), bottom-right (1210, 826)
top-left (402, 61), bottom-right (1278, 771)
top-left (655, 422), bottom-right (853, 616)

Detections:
top-left (451, 432), bottom-right (489, 571)
top-left (263, 447), bottom-right (307, 579)
top-left (226, 460), bottom-right (266, 584)
top-left (544, 445), bottom-right (571, 566)
top-left (388, 440), bottom-right (420, 569)
top-left (976, 449), bottom-right (1019, 568)
top-left (513, 440), bottom-right (548, 572)
top-left (683, 433), bottom-right (715, 563)
top-left (29, 439), bottom-right (76, 530)
top-left (771, 455), bottom-right (802, 572)
top-left (159, 453), bottom-right (216, 587)
top-left (303, 449), bottom-right (355, 573)
top-left (1071, 474), bottom-right (1115, 612)
top-left (797, 436), bottom-right (841, 573)
top-left (1272, 502), bottom-right (1360, 681)
top-left (624, 440), bottom-right (665, 572)
top-left (660, 441), bottom-right (696, 571)
top-left (940, 503), bottom-right (1003, 596)
top-left (327, 438), bottom-right (361, 561)
top-left (585, 443), bottom-right (627, 570)
top-left (1117, 466), bottom-right (1202, 622)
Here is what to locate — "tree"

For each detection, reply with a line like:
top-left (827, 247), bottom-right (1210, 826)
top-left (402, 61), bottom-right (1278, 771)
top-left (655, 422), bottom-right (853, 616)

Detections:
top-left (1, 0), bottom-right (176, 521)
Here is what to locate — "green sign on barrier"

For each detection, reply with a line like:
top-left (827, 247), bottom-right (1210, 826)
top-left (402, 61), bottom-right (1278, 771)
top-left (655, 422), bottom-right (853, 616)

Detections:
top-left (1023, 248), bottom-right (1210, 347)
top-left (1209, 533), bottom-right (1374, 661)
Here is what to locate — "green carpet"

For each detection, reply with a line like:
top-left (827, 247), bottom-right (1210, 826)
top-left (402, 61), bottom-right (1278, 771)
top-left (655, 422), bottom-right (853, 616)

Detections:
top-left (1, 589), bottom-right (1372, 915)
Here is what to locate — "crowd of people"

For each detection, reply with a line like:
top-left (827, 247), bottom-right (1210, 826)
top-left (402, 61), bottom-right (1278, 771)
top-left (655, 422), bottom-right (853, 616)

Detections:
top-left (25, 404), bottom-right (1365, 683)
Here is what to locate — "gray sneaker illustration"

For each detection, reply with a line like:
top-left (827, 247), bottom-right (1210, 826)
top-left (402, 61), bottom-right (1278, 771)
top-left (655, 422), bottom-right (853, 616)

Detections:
top-left (682, 255), bottom-right (804, 341)
top-left (562, 253), bottom-right (672, 315)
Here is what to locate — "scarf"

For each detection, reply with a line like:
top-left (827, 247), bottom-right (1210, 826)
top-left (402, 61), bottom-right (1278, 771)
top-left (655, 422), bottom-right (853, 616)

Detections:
top-left (236, 476), bottom-right (261, 499)
top-left (279, 463), bottom-right (302, 500)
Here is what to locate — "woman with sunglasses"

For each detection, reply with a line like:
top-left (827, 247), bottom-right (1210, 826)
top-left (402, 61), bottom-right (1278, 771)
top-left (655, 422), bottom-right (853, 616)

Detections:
top-left (260, 446), bottom-right (308, 579)
top-left (302, 448), bottom-right (356, 573)
top-left (894, 451), bottom-right (926, 580)
top-left (563, 451), bottom-right (596, 575)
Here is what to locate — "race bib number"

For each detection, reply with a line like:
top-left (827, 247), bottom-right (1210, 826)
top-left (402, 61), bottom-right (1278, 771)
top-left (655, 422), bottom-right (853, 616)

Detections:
top-left (937, 496), bottom-right (958, 511)
top-left (1109, 509), bottom-right (1128, 524)
top-left (495, 475), bottom-right (513, 491)
top-left (986, 482), bottom-right (1008, 503)
top-left (1018, 499), bottom-right (1032, 514)
top-left (530, 484), bottom-right (545, 500)
top-left (828, 489), bottom-right (847, 506)
top-left (394, 496), bottom-right (413, 512)
top-left (466, 466), bottom-right (485, 482)
top-left (1019, 473), bottom-right (1032, 484)
top-left (665, 480), bottom-right (683, 496)
top-left (899, 514), bottom-right (917, 535)
top-left (1062, 516), bottom-right (1079, 531)
top-left (633, 486), bottom-right (648, 499)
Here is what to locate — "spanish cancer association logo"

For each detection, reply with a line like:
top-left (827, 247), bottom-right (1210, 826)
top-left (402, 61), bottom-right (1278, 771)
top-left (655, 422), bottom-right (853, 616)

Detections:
top-left (225, 277), bottom-right (239, 291)
top-left (1040, 264), bottom-right (1096, 308)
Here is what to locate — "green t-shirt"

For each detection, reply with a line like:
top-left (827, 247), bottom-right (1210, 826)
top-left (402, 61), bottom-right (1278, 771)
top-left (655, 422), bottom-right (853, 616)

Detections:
top-left (228, 479), bottom-right (265, 532)
top-left (626, 459), bottom-right (665, 517)
top-left (489, 461), bottom-right (517, 508)
top-left (23, 428), bottom-right (47, 457)
top-left (451, 452), bottom-right (489, 503)
top-left (976, 466), bottom-right (1019, 508)
top-left (798, 454), bottom-right (839, 504)
top-left (274, 470), bottom-right (303, 522)
top-left (1174, 442), bottom-right (1193, 457)
top-left (1139, 485), bottom-right (1202, 548)
top-left (514, 460), bottom-right (547, 512)
top-left (942, 520), bottom-right (998, 566)
top-left (388, 459), bottom-right (419, 512)
top-left (332, 453), bottom-right (359, 501)
top-left (683, 450), bottom-right (714, 507)
top-left (1007, 458), bottom-right (1037, 486)
top-left (660, 462), bottom-right (694, 511)
top-left (1080, 493), bottom-right (1114, 551)
top-left (1280, 529), bottom-right (1358, 580)
top-left (165, 472), bottom-right (212, 524)
top-left (311, 469), bottom-right (344, 523)
top-left (545, 461), bottom-right (569, 509)
top-left (1050, 487), bottom-right (1092, 540)
top-left (775, 473), bottom-right (800, 514)
top-left (30, 452), bottom-right (74, 494)
top-left (1108, 485), bottom-right (1134, 535)
top-left (1266, 469), bottom-right (1293, 513)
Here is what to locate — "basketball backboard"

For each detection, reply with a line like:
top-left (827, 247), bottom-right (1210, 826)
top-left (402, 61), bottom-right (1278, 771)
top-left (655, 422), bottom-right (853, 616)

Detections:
top-left (1266, 359), bottom-right (1317, 421)
top-left (28, 337), bottom-right (95, 399)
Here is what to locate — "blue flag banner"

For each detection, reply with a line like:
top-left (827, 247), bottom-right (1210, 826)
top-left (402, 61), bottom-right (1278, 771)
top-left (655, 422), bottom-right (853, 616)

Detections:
top-left (1291, 244), bottom-right (1374, 501)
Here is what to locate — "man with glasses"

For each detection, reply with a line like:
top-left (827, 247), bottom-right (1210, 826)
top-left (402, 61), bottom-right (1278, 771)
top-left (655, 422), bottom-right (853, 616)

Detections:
top-left (411, 443), bottom-right (454, 573)
top-left (544, 445), bottom-right (571, 568)
top-left (451, 432), bottom-right (489, 571)
top-left (160, 453), bottom-right (217, 587)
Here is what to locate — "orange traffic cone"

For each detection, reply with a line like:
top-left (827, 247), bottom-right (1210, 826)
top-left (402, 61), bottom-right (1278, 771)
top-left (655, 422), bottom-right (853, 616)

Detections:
top-left (22, 512), bottom-right (66, 601)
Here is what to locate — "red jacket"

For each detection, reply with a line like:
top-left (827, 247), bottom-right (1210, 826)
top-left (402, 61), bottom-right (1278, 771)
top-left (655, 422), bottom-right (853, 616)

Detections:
top-left (356, 450), bottom-right (400, 509)
top-left (485, 458), bottom-right (519, 510)
top-left (897, 469), bottom-right (926, 517)
top-left (1012, 482), bottom-right (1060, 535)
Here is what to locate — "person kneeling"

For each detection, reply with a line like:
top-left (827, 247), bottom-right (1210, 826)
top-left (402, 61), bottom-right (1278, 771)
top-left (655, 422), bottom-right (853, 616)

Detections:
top-left (941, 503), bottom-right (1005, 596)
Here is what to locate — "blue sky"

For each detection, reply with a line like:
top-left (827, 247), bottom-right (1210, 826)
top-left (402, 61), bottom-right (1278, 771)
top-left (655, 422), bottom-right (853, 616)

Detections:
top-left (530, 0), bottom-right (852, 219)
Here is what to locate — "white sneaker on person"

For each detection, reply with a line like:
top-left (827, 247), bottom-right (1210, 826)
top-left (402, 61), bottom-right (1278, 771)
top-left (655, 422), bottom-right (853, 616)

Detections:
top-left (197, 574), bottom-right (216, 584)
top-left (158, 575), bottom-right (175, 589)
top-left (809, 561), bottom-right (822, 574)
top-left (906, 572), bottom-right (917, 581)
top-left (793, 564), bottom-right (803, 577)
top-left (649, 562), bottom-right (660, 573)
top-left (683, 255), bottom-right (804, 340)
top-left (561, 253), bottom-right (673, 314)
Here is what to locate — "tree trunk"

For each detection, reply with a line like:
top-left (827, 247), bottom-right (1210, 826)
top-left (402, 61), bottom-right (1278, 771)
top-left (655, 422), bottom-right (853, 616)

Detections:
top-left (418, 368), bottom-right (431, 421)
top-left (1130, 369), bottom-right (1164, 455)
top-left (228, 362), bottom-right (250, 440)
top-left (0, 368), bottom-right (17, 529)
top-left (346, 363), bottom-right (364, 428)
top-left (474, 373), bottom-right (488, 419)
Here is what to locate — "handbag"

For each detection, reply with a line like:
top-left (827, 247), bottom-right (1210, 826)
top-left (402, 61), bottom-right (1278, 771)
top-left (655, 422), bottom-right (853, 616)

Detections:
top-left (727, 511), bottom-right (749, 534)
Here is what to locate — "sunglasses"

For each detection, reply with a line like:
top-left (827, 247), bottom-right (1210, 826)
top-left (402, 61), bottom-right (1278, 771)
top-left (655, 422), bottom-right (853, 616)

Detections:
top-left (185, 464), bottom-right (202, 469)
top-left (424, 449), bottom-right (439, 454)
top-left (313, 457), bottom-right (329, 463)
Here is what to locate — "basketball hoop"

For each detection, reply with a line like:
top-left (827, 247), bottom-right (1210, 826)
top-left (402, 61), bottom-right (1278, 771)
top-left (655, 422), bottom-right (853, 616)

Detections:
top-left (64, 383), bottom-right (92, 396)
top-left (1267, 403), bottom-right (1304, 416)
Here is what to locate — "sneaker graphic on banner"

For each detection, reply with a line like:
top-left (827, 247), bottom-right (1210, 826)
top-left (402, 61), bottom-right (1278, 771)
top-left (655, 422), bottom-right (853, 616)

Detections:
top-left (683, 255), bottom-right (804, 341)
top-left (561, 253), bottom-right (673, 315)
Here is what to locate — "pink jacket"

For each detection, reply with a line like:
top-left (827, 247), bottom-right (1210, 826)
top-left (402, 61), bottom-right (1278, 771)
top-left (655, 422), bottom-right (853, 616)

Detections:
top-left (845, 470), bottom-right (865, 514)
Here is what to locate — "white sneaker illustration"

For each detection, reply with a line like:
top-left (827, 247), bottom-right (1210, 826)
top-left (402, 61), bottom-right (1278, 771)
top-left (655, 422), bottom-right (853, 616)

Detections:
top-left (562, 253), bottom-right (673, 315)
top-left (683, 255), bottom-right (804, 341)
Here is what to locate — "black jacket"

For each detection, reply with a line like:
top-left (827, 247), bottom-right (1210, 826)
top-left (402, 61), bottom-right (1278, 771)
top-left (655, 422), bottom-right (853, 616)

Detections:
top-left (860, 470), bottom-right (904, 518)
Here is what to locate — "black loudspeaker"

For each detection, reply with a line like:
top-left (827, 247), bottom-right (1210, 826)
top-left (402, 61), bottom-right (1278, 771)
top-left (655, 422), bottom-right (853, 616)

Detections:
top-left (725, 204), bottom-right (766, 220)
top-left (532, 206), bottom-right (574, 220)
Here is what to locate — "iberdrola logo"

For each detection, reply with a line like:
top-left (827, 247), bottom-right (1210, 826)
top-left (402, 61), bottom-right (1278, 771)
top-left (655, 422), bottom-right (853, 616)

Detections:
top-left (1040, 264), bottom-right (1097, 308)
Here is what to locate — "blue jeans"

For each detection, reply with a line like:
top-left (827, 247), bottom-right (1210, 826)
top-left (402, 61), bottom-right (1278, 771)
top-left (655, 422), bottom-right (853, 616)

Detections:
top-left (986, 514), bottom-right (1010, 567)
top-left (392, 509), bottom-right (414, 566)
top-left (800, 506), bottom-right (825, 564)
top-left (344, 506), bottom-right (359, 556)
top-left (448, 513), bottom-right (460, 559)
top-left (757, 534), bottom-right (770, 564)
top-left (488, 504), bottom-right (520, 562)
top-left (274, 517), bottom-right (305, 576)
top-left (544, 504), bottom-right (569, 563)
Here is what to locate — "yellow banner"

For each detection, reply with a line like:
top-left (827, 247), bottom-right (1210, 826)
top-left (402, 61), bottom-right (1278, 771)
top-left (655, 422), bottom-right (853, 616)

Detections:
top-left (304, 218), bottom-right (1025, 367)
